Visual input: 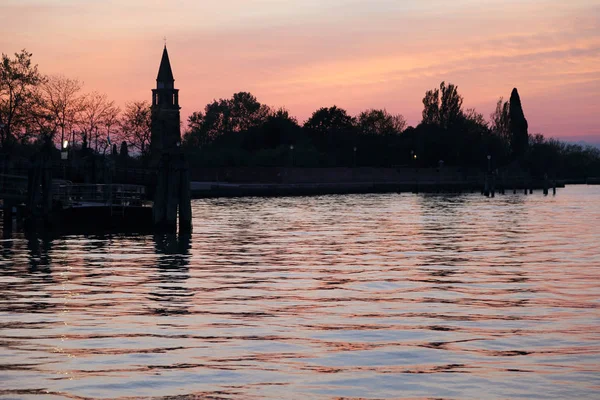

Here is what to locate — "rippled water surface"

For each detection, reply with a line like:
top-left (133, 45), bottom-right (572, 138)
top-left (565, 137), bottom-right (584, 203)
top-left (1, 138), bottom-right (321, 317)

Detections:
top-left (1, 186), bottom-right (600, 399)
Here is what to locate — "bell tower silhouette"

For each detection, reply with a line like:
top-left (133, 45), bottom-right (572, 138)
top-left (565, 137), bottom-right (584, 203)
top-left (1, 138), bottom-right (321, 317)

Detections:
top-left (150, 45), bottom-right (180, 161)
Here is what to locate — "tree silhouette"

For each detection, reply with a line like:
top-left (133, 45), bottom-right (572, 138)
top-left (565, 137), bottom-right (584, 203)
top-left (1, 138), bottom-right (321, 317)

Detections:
top-left (421, 81), bottom-right (463, 128)
top-left (358, 109), bottom-right (406, 136)
top-left (229, 92), bottom-right (270, 132)
top-left (509, 88), bottom-right (529, 160)
top-left (183, 92), bottom-right (270, 148)
top-left (490, 97), bottom-right (511, 145)
top-left (252, 107), bottom-right (301, 149)
top-left (304, 106), bottom-right (355, 137)
top-left (0, 49), bottom-right (44, 149)
top-left (121, 101), bottom-right (151, 156)
top-left (41, 75), bottom-right (85, 147)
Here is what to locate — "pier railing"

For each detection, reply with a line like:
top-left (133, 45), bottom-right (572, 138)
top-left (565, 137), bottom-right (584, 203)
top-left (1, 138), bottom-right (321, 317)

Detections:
top-left (52, 183), bottom-right (147, 208)
top-left (0, 174), bottom-right (29, 201)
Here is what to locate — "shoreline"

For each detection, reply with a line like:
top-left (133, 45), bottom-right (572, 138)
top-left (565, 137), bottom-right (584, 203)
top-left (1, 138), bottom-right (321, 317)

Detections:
top-left (190, 179), bottom-right (568, 198)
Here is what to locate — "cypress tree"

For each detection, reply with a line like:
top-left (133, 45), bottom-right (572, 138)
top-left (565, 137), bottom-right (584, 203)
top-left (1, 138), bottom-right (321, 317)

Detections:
top-left (509, 88), bottom-right (528, 160)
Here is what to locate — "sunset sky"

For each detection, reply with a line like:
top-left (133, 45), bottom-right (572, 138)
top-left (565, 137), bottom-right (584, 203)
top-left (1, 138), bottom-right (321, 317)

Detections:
top-left (1, 0), bottom-right (598, 143)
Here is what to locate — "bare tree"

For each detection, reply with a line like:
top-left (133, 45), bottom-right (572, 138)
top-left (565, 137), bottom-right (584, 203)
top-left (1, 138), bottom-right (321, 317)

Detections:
top-left (81, 91), bottom-right (108, 150)
top-left (0, 49), bottom-right (44, 149)
top-left (101, 103), bottom-right (120, 154)
top-left (121, 101), bottom-right (151, 156)
top-left (42, 75), bottom-right (85, 148)
top-left (79, 92), bottom-right (121, 154)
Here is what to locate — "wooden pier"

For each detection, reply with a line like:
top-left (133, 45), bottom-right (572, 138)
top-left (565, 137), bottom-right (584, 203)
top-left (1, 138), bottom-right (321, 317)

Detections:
top-left (0, 173), bottom-right (152, 233)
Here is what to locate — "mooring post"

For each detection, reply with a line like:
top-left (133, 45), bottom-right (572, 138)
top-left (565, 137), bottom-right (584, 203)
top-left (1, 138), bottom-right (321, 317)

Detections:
top-left (484, 175), bottom-right (489, 197)
top-left (3, 200), bottom-right (13, 233)
top-left (543, 174), bottom-right (549, 196)
top-left (27, 157), bottom-right (40, 217)
top-left (164, 155), bottom-right (179, 232)
top-left (178, 153), bottom-right (192, 234)
top-left (153, 154), bottom-right (168, 230)
top-left (41, 156), bottom-right (53, 219)
top-left (553, 180), bottom-right (556, 195)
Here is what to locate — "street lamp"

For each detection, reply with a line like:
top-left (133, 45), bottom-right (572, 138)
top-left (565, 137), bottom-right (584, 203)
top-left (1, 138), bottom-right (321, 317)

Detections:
top-left (61, 140), bottom-right (69, 161)
top-left (353, 146), bottom-right (357, 167)
top-left (61, 140), bottom-right (69, 180)
top-left (290, 144), bottom-right (294, 166)
top-left (487, 154), bottom-right (491, 173)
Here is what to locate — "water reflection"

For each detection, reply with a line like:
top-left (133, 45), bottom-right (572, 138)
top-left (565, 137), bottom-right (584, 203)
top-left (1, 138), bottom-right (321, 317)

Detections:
top-left (0, 187), bottom-right (599, 399)
top-left (148, 233), bottom-right (192, 316)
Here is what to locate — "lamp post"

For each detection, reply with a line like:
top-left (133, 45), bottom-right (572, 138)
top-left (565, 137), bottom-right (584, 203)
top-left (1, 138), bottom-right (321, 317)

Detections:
top-left (487, 154), bottom-right (491, 173)
top-left (0, 124), bottom-right (5, 180)
top-left (62, 140), bottom-right (69, 180)
top-left (290, 144), bottom-right (294, 167)
top-left (353, 146), bottom-right (357, 167)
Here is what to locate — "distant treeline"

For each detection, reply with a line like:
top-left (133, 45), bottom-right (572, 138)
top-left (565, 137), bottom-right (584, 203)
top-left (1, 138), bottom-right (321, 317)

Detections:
top-left (1, 49), bottom-right (599, 178)
top-left (182, 85), bottom-right (599, 178)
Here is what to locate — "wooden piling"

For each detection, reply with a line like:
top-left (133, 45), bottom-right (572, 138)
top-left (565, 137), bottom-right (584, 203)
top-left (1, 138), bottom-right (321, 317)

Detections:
top-left (153, 154), bottom-right (168, 230)
top-left (3, 201), bottom-right (14, 233)
top-left (178, 154), bottom-right (192, 233)
top-left (153, 151), bottom-right (192, 234)
top-left (164, 159), bottom-right (179, 232)
top-left (484, 176), bottom-right (489, 197)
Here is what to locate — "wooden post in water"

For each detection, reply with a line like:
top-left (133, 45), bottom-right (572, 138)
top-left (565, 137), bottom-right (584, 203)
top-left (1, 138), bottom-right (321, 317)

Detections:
top-left (483, 175), bottom-right (489, 197)
top-left (153, 154), bottom-right (169, 231)
top-left (553, 180), bottom-right (556, 195)
top-left (178, 153), bottom-right (192, 233)
top-left (165, 157), bottom-right (180, 231)
top-left (41, 154), bottom-right (53, 220)
top-left (3, 200), bottom-right (13, 233)
top-left (543, 174), bottom-right (549, 196)
top-left (27, 157), bottom-right (41, 218)
top-left (153, 150), bottom-right (192, 234)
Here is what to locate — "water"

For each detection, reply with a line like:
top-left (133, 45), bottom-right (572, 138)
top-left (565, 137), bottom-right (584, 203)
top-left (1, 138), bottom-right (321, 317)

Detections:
top-left (1, 186), bottom-right (599, 399)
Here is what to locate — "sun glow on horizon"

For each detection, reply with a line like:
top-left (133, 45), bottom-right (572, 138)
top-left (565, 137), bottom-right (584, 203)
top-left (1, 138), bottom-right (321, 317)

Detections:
top-left (1, 0), bottom-right (598, 141)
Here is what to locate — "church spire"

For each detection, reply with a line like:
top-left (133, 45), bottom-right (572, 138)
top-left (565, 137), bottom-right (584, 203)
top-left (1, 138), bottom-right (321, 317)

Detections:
top-left (157, 45), bottom-right (174, 85)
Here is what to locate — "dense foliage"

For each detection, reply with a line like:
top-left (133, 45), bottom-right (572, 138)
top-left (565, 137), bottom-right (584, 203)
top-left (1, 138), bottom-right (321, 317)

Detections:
top-left (182, 88), bottom-right (599, 179)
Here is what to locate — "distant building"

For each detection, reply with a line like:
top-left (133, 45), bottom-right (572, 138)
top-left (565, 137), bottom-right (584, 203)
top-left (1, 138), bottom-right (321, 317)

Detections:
top-left (150, 46), bottom-right (181, 162)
